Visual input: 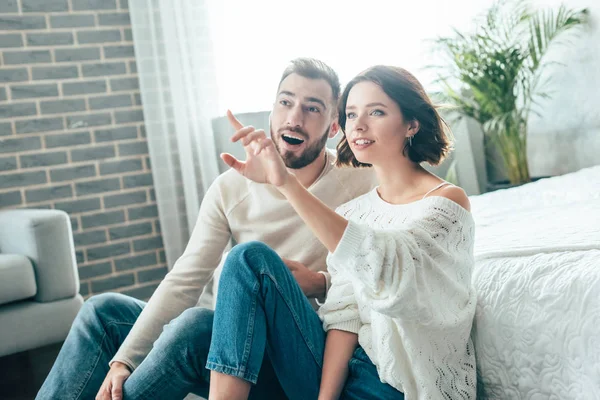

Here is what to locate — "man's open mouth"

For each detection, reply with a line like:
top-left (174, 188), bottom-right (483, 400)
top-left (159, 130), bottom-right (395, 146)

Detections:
top-left (282, 134), bottom-right (305, 145)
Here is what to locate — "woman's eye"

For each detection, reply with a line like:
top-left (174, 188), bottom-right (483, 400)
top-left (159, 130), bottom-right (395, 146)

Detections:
top-left (346, 112), bottom-right (356, 119)
top-left (371, 109), bottom-right (384, 116)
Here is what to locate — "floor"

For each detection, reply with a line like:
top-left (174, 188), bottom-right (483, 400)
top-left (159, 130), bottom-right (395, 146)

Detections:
top-left (0, 343), bottom-right (205, 400)
top-left (0, 343), bottom-right (62, 400)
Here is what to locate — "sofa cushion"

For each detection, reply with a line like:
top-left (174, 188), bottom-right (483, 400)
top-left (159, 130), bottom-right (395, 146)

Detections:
top-left (0, 295), bottom-right (83, 357)
top-left (0, 254), bottom-right (37, 306)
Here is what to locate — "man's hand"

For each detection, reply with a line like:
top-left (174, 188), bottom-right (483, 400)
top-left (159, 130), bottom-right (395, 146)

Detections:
top-left (221, 110), bottom-right (292, 187)
top-left (95, 362), bottom-right (131, 400)
top-left (282, 257), bottom-right (326, 298)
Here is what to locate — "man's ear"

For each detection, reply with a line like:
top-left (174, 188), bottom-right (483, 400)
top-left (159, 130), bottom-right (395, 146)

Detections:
top-left (329, 119), bottom-right (340, 139)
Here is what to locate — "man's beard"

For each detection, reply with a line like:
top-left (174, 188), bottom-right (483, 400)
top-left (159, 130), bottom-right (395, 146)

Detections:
top-left (271, 125), bottom-right (330, 169)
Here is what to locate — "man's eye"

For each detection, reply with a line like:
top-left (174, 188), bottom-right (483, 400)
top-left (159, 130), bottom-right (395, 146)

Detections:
top-left (280, 100), bottom-right (290, 106)
top-left (307, 106), bottom-right (320, 113)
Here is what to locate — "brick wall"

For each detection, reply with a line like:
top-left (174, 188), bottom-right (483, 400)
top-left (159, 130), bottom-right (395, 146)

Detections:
top-left (0, 0), bottom-right (166, 301)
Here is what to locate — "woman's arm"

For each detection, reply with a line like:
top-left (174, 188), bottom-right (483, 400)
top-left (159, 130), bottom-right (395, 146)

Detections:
top-left (318, 275), bottom-right (361, 400)
top-left (318, 330), bottom-right (358, 400)
top-left (327, 211), bottom-right (474, 320)
top-left (278, 175), bottom-right (348, 253)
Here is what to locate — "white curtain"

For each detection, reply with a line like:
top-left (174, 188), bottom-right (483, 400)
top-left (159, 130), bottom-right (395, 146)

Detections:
top-left (130, 0), bottom-right (220, 268)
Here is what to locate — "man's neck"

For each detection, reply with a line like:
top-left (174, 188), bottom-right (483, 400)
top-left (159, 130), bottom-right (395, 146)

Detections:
top-left (289, 150), bottom-right (328, 188)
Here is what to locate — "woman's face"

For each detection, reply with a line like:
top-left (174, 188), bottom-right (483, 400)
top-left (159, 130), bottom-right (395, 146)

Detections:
top-left (344, 81), bottom-right (413, 166)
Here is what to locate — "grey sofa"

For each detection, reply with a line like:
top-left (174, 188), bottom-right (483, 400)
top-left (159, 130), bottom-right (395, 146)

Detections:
top-left (0, 209), bottom-right (83, 357)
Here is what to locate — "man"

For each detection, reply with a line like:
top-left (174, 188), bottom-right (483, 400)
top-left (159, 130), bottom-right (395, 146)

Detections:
top-left (37, 58), bottom-right (376, 400)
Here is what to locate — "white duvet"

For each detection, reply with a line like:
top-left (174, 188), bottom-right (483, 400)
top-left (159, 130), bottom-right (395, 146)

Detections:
top-left (469, 165), bottom-right (600, 399)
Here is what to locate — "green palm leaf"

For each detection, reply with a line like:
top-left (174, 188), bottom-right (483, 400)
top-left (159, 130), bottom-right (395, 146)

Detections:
top-left (430, 0), bottom-right (588, 184)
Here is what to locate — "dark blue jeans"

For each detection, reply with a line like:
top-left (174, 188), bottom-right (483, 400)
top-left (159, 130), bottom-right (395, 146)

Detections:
top-left (36, 293), bottom-right (286, 400)
top-left (206, 241), bottom-right (404, 400)
top-left (37, 241), bottom-right (403, 399)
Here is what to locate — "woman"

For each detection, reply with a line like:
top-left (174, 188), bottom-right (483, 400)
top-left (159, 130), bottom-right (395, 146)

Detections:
top-left (208, 66), bottom-right (477, 400)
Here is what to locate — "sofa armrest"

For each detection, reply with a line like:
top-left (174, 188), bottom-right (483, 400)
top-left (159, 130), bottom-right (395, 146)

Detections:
top-left (0, 209), bottom-right (79, 303)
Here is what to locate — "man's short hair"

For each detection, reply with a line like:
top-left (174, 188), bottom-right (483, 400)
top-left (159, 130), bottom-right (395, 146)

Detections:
top-left (278, 58), bottom-right (341, 105)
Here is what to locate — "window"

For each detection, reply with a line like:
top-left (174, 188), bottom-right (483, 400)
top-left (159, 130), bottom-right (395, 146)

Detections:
top-left (207, 0), bottom-right (495, 113)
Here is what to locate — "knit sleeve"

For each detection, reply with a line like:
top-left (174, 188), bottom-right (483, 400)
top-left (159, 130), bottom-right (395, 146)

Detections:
top-left (317, 270), bottom-right (361, 334)
top-left (328, 204), bottom-right (474, 322)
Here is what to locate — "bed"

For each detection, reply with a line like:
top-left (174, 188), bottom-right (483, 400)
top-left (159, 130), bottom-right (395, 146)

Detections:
top-left (470, 165), bottom-right (600, 399)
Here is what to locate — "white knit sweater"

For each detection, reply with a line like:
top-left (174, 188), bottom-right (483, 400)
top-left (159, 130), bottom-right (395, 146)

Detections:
top-left (318, 188), bottom-right (477, 399)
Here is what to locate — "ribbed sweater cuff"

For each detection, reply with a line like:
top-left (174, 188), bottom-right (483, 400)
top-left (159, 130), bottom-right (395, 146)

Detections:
top-left (331, 220), bottom-right (364, 267)
top-left (109, 356), bottom-right (136, 372)
top-left (327, 319), bottom-right (361, 334)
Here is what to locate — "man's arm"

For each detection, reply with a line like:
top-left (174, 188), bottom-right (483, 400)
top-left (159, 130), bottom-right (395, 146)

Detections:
top-left (318, 330), bottom-right (358, 400)
top-left (281, 257), bottom-right (328, 299)
top-left (110, 179), bottom-right (232, 370)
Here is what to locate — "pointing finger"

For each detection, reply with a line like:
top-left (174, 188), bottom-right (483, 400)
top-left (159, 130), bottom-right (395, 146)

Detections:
top-left (226, 109), bottom-right (244, 131)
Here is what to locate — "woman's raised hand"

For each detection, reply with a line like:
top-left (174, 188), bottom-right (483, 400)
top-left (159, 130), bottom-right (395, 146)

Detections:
top-left (221, 110), bottom-right (292, 187)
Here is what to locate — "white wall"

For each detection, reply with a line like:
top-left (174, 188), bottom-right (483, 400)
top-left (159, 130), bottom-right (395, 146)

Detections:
top-left (527, 0), bottom-right (600, 177)
top-left (206, 0), bottom-right (495, 113)
top-left (209, 0), bottom-right (599, 186)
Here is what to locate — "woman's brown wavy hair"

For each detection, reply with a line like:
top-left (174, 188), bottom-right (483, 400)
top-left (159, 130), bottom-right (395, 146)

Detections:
top-left (336, 66), bottom-right (453, 168)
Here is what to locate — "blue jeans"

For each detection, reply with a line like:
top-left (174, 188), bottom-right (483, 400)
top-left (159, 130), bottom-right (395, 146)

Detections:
top-left (206, 241), bottom-right (404, 400)
top-left (36, 293), bottom-right (286, 400)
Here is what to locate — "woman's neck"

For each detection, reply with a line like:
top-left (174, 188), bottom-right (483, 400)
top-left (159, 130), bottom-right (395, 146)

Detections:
top-left (373, 159), bottom-right (439, 204)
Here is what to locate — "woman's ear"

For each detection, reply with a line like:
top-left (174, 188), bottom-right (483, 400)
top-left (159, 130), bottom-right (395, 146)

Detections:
top-left (408, 119), bottom-right (420, 136)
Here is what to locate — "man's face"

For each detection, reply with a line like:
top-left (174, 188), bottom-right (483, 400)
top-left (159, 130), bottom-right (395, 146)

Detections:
top-left (270, 73), bottom-right (336, 169)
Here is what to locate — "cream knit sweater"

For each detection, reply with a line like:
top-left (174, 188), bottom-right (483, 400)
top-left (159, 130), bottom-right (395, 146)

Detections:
top-left (318, 189), bottom-right (477, 399)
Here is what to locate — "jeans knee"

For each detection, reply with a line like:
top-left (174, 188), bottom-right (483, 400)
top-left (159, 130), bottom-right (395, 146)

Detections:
top-left (225, 241), bottom-right (279, 276)
top-left (84, 292), bottom-right (125, 308)
top-left (159, 308), bottom-right (214, 353)
top-left (229, 241), bottom-right (273, 259)
top-left (80, 292), bottom-right (123, 319)
top-left (78, 292), bottom-right (139, 329)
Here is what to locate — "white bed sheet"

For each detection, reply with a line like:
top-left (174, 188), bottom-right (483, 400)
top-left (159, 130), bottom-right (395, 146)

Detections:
top-left (470, 165), bottom-right (600, 399)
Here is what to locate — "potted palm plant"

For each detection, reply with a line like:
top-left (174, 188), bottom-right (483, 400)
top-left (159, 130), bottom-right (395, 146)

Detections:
top-left (432, 1), bottom-right (588, 189)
